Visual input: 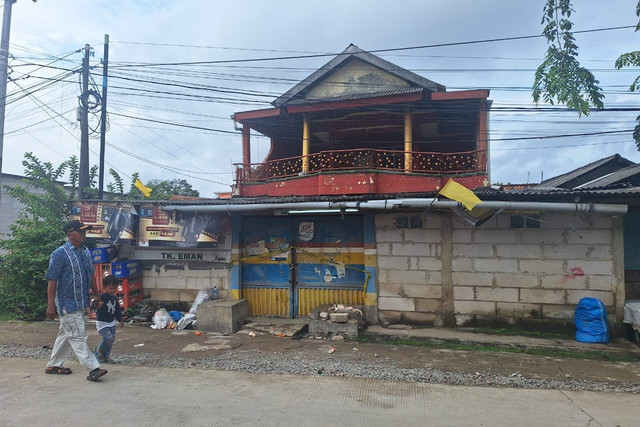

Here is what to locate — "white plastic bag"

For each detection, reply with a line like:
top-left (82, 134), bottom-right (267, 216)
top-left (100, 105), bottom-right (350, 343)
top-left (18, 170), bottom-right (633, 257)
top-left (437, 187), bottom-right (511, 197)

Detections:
top-left (177, 313), bottom-right (197, 330)
top-left (188, 289), bottom-right (212, 315)
top-left (152, 308), bottom-right (172, 329)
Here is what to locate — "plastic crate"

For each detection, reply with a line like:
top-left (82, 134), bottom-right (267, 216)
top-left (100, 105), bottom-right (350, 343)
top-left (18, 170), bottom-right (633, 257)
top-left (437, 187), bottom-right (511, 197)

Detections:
top-left (93, 263), bottom-right (112, 293)
top-left (117, 277), bottom-right (142, 293)
top-left (91, 246), bottom-right (116, 264)
top-left (111, 260), bottom-right (140, 279)
top-left (117, 289), bottom-right (144, 309)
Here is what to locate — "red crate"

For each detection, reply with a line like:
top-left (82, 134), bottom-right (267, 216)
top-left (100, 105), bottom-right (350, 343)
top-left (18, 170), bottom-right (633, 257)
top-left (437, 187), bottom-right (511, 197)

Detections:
top-left (93, 263), bottom-right (112, 293)
top-left (117, 289), bottom-right (144, 309)
top-left (117, 277), bottom-right (142, 293)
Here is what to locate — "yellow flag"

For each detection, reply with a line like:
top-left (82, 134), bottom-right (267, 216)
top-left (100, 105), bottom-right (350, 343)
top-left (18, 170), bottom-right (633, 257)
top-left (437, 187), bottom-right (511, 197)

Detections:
top-left (134, 179), bottom-right (152, 198)
top-left (439, 179), bottom-right (481, 211)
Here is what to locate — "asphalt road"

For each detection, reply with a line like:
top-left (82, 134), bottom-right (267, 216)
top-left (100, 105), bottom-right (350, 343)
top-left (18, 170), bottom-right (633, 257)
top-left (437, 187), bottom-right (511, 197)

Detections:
top-left (2, 357), bottom-right (639, 427)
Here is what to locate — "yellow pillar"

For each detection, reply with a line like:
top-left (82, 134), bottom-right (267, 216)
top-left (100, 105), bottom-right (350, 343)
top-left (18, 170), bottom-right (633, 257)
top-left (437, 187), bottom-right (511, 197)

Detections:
top-left (404, 112), bottom-right (412, 173)
top-left (302, 116), bottom-right (310, 173)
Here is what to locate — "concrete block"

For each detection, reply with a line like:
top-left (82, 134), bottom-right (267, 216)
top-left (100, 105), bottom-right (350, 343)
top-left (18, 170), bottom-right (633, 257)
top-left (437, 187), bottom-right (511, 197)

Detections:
top-left (375, 214), bottom-right (398, 229)
top-left (588, 275), bottom-right (614, 291)
top-left (494, 273), bottom-right (538, 289)
top-left (453, 244), bottom-right (494, 258)
top-left (496, 303), bottom-right (542, 318)
top-left (378, 296), bottom-right (415, 311)
top-left (376, 228), bottom-right (404, 243)
top-left (155, 276), bottom-right (186, 289)
top-left (452, 272), bottom-right (494, 287)
top-left (496, 244), bottom-right (541, 259)
top-left (519, 260), bottom-right (564, 274)
top-left (427, 271), bottom-right (442, 285)
top-left (148, 288), bottom-right (180, 301)
top-left (309, 318), bottom-right (360, 338)
top-left (329, 312), bottom-right (349, 323)
top-left (519, 229), bottom-right (565, 244)
top-left (402, 312), bottom-right (437, 325)
top-left (567, 260), bottom-right (612, 276)
top-left (473, 230), bottom-right (517, 243)
top-left (405, 229), bottom-right (441, 243)
top-left (542, 244), bottom-right (588, 259)
top-left (387, 269), bottom-right (427, 285)
top-left (452, 229), bottom-right (472, 243)
top-left (417, 256), bottom-right (441, 271)
top-left (391, 243), bottom-right (431, 257)
top-left (454, 300), bottom-right (495, 315)
top-left (475, 287), bottom-right (519, 302)
top-left (377, 243), bottom-right (392, 256)
top-left (474, 258), bottom-right (518, 273)
top-left (566, 290), bottom-right (614, 306)
top-left (567, 229), bottom-right (612, 245)
top-left (197, 299), bottom-right (249, 334)
top-left (377, 256), bottom-right (408, 270)
top-left (422, 214), bottom-right (442, 229)
top-left (179, 289), bottom-right (200, 302)
top-left (587, 246), bottom-right (612, 260)
top-left (542, 304), bottom-right (575, 320)
top-left (378, 310), bottom-right (402, 324)
top-left (415, 298), bottom-right (441, 312)
top-left (540, 275), bottom-right (586, 290)
top-left (452, 258), bottom-right (473, 272)
top-left (520, 289), bottom-right (565, 304)
top-left (453, 286), bottom-right (475, 300)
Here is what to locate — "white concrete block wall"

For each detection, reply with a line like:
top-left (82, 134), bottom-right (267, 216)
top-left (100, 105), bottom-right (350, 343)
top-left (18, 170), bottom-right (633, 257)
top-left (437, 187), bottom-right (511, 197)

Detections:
top-left (375, 211), bottom-right (620, 327)
top-left (375, 213), bottom-right (443, 323)
top-left (451, 212), bottom-right (618, 324)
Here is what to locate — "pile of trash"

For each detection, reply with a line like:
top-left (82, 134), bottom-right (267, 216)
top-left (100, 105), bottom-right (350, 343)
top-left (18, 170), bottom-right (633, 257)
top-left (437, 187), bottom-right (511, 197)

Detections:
top-left (315, 304), bottom-right (364, 323)
top-left (150, 289), bottom-right (215, 330)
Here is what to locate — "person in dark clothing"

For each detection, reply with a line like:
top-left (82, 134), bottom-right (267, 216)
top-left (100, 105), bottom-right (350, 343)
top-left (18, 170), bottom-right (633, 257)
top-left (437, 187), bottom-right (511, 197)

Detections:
top-left (93, 275), bottom-right (124, 363)
top-left (106, 203), bottom-right (128, 242)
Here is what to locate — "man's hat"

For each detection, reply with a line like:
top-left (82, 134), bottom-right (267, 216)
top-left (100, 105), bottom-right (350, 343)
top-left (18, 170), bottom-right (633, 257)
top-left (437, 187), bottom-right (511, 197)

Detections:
top-left (63, 220), bottom-right (92, 233)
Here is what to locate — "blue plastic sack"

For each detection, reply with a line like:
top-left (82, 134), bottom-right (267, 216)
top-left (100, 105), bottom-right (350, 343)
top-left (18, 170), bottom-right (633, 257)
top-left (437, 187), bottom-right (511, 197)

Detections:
top-left (168, 310), bottom-right (184, 322)
top-left (575, 297), bottom-right (609, 343)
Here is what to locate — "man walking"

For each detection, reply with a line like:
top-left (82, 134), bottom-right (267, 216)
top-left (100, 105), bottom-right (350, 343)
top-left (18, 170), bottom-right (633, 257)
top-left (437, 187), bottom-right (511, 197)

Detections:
top-left (45, 220), bottom-right (108, 382)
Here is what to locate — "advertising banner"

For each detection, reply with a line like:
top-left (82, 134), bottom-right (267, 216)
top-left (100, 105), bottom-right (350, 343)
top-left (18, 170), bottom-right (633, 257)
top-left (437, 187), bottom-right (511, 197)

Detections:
top-left (138, 203), bottom-right (225, 248)
top-left (70, 201), bottom-right (137, 244)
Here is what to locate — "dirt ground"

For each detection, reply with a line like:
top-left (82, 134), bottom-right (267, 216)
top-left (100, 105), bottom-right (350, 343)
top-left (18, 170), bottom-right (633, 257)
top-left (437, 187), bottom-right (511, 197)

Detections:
top-left (1, 319), bottom-right (640, 387)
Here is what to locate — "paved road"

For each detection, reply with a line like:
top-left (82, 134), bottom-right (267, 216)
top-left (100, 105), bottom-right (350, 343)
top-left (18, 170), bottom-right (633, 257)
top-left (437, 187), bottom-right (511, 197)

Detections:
top-left (1, 357), bottom-right (639, 427)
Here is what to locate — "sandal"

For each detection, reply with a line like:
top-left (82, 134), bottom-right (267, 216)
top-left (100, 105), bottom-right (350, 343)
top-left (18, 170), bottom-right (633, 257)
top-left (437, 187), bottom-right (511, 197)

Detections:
top-left (86, 368), bottom-right (108, 382)
top-left (45, 366), bottom-right (72, 375)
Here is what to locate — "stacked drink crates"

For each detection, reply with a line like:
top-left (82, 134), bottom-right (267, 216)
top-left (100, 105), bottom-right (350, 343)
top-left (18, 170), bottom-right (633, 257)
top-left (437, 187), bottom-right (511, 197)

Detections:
top-left (90, 259), bottom-right (142, 318)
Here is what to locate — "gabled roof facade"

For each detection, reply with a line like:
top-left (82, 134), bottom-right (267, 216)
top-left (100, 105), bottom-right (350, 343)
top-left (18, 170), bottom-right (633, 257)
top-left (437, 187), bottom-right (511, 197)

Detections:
top-left (271, 44), bottom-right (446, 107)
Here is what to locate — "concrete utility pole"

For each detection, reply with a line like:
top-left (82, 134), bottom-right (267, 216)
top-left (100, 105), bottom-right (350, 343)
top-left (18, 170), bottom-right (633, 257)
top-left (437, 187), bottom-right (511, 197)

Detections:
top-left (98, 34), bottom-right (108, 199)
top-left (79, 43), bottom-right (90, 197)
top-left (0, 0), bottom-right (16, 201)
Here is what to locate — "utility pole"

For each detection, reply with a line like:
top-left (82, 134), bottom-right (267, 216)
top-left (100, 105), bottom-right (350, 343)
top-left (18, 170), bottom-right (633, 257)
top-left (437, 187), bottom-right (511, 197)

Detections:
top-left (98, 34), bottom-right (109, 199)
top-left (0, 0), bottom-right (16, 201)
top-left (79, 43), bottom-right (90, 197)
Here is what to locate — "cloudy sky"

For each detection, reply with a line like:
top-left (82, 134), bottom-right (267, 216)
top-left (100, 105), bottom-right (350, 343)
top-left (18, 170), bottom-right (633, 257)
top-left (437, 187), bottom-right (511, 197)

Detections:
top-left (2, 0), bottom-right (639, 196)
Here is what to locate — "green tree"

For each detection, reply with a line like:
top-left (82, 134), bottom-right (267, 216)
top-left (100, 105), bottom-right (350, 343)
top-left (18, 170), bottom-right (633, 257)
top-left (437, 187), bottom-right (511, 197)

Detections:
top-left (146, 178), bottom-right (200, 199)
top-left (0, 153), bottom-right (70, 319)
top-left (534, 0), bottom-right (640, 148)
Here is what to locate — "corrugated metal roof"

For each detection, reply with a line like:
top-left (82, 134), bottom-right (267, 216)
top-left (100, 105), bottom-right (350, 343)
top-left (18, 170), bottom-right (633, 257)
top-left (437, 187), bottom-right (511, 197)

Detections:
top-left (536, 154), bottom-right (634, 189)
top-left (284, 87), bottom-right (424, 106)
top-left (579, 163), bottom-right (640, 188)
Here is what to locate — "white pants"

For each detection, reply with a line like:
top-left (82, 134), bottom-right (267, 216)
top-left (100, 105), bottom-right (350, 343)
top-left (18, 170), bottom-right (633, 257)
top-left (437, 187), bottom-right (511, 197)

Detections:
top-left (47, 310), bottom-right (100, 372)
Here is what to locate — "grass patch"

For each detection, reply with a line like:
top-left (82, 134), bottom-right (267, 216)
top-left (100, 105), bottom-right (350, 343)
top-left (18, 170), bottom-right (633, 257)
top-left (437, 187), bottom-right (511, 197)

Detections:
top-left (356, 336), bottom-right (639, 363)
top-left (0, 312), bottom-right (19, 321)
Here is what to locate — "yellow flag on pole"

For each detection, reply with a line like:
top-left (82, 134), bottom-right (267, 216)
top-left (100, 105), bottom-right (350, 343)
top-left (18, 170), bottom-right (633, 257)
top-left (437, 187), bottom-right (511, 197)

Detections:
top-left (134, 179), bottom-right (152, 198)
top-left (439, 179), bottom-right (481, 211)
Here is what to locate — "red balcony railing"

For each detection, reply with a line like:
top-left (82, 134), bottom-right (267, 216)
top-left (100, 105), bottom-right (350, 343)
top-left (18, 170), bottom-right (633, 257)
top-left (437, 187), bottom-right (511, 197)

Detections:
top-left (235, 149), bottom-right (486, 184)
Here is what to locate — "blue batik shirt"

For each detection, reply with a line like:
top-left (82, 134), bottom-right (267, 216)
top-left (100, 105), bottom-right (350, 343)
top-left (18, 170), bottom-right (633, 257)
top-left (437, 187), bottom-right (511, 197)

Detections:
top-left (45, 241), bottom-right (95, 316)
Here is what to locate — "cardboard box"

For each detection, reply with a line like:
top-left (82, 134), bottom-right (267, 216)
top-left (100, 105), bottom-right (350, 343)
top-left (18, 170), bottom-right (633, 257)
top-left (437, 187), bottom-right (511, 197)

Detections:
top-left (111, 260), bottom-right (140, 278)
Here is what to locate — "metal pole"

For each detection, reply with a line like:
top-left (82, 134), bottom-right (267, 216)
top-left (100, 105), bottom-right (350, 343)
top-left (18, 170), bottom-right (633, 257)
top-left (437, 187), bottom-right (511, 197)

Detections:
top-left (98, 34), bottom-right (109, 199)
top-left (0, 0), bottom-right (16, 200)
top-left (79, 44), bottom-right (90, 197)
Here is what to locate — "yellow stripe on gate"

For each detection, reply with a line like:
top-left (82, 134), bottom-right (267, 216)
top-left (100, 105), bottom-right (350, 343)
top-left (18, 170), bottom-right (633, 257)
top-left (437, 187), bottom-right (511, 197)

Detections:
top-left (242, 288), bottom-right (289, 317)
top-left (297, 288), bottom-right (364, 317)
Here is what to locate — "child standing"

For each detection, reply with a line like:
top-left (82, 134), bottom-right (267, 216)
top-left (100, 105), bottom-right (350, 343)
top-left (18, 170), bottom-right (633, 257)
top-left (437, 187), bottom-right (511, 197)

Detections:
top-left (94, 275), bottom-right (124, 363)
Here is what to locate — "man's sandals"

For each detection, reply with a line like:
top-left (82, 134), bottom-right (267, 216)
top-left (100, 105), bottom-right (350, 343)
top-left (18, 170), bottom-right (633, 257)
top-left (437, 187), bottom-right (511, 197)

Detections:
top-left (86, 368), bottom-right (108, 382)
top-left (45, 366), bottom-right (72, 375)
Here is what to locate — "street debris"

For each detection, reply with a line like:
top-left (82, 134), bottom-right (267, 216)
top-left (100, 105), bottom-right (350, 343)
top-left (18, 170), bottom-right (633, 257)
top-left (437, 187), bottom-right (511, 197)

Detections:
top-left (328, 347), bottom-right (336, 354)
top-left (134, 343), bottom-right (144, 347)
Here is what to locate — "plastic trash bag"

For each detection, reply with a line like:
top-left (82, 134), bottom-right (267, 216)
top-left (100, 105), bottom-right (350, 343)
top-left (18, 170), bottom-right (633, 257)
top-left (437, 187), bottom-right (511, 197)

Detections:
top-left (188, 289), bottom-right (212, 315)
top-left (152, 308), bottom-right (172, 330)
top-left (169, 310), bottom-right (184, 322)
top-left (575, 297), bottom-right (610, 343)
top-left (177, 313), bottom-right (197, 330)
